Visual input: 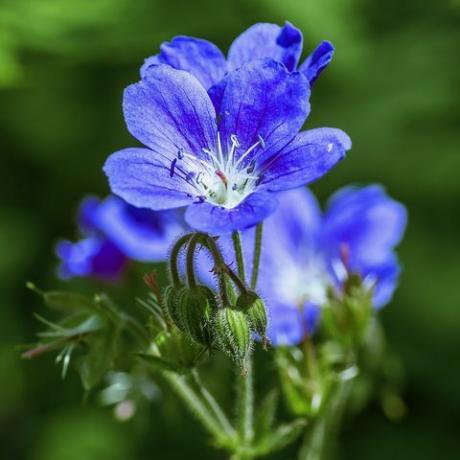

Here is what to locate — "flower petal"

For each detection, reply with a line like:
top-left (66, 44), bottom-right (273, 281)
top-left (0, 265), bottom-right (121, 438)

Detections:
top-left (323, 185), bottom-right (407, 266)
top-left (299, 40), bottom-right (335, 85)
top-left (366, 255), bottom-right (401, 308)
top-left (56, 237), bottom-right (126, 280)
top-left (258, 128), bottom-right (351, 192)
top-left (85, 196), bottom-right (187, 262)
top-left (228, 22), bottom-right (302, 72)
top-left (104, 148), bottom-right (195, 210)
top-left (217, 59), bottom-right (310, 165)
top-left (266, 303), bottom-right (320, 346)
top-left (141, 36), bottom-right (227, 89)
top-left (123, 65), bottom-right (217, 159)
top-left (185, 191), bottom-right (278, 234)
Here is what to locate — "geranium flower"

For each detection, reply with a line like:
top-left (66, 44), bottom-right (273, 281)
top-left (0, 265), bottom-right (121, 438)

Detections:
top-left (141, 22), bottom-right (334, 89)
top-left (56, 195), bottom-right (186, 280)
top-left (104, 59), bottom-right (350, 234)
top-left (236, 186), bottom-right (407, 345)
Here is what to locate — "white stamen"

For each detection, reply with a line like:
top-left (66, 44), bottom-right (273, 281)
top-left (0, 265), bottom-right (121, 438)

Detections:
top-left (174, 132), bottom-right (264, 208)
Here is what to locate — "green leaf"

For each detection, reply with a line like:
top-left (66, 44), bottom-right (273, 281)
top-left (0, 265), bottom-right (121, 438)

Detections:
top-left (253, 419), bottom-right (306, 456)
top-left (38, 289), bottom-right (100, 314)
top-left (79, 326), bottom-right (121, 391)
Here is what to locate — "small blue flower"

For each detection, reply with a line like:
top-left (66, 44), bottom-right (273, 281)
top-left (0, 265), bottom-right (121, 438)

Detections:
top-left (104, 58), bottom-right (350, 234)
top-left (243, 186), bottom-right (407, 345)
top-left (56, 195), bottom-right (186, 280)
top-left (141, 22), bottom-right (334, 89)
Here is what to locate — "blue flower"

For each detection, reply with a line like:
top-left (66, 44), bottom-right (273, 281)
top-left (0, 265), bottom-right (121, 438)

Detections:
top-left (56, 195), bottom-right (186, 280)
top-left (141, 22), bottom-right (334, 89)
top-left (104, 58), bottom-right (350, 234)
top-left (240, 186), bottom-right (407, 345)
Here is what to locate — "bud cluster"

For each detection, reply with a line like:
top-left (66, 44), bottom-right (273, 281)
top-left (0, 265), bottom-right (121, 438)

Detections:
top-left (164, 232), bottom-right (269, 369)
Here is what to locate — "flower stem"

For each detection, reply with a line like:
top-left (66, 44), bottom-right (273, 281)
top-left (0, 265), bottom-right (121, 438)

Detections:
top-left (191, 369), bottom-right (237, 439)
top-left (232, 231), bottom-right (246, 283)
top-left (250, 224), bottom-right (263, 289)
top-left (163, 371), bottom-right (230, 446)
top-left (186, 233), bottom-right (202, 288)
top-left (236, 352), bottom-right (254, 450)
top-left (298, 378), bottom-right (353, 460)
top-left (169, 234), bottom-right (193, 286)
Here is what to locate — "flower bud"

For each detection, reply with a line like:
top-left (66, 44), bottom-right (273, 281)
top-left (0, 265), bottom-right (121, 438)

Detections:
top-left (215, 306), bottom-right (251, 367)
top-left (178, 285), bottom-right (216, 346)
top-left (163, 284), bottom-right (186, 330)
top-left (236, 291), bottom-right (267, 339)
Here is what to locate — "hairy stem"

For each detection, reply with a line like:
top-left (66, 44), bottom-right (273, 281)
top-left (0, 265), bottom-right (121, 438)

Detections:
top-left (186, 233), bottom-right (202, 288)
top-left (232, 231), bottom-right (246, 283)
top-left (169, 234), bottom-right (193, 286)
top-left (250, 224), bottom-right (263, 289)
top-left (237, 353), bottom-right (254, 450)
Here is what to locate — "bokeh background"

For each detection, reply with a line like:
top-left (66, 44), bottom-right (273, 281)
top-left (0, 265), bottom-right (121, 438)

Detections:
top-left (1, 0), bottom-right (459, 458)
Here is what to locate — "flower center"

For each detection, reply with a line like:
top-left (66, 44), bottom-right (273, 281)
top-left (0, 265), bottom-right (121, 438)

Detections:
top-left (278, 254), bottom-right (330, 307)
top-left (170, 133), bottom-right (263, 208)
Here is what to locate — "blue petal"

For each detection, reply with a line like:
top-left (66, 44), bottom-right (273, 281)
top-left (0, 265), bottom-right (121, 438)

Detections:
top-left (56, 237), bottom-right (126, 280)
top-left (123, 65), bottom-right (217, 160)
top-left (266, 303), bottom-right (320, 346)
top-left (81, 196), bottom-right (187, 262)
top-left (363, 254), bottom-right (401, 309)
top-left (262, 188), bottom-right (322, 261)
top-left (249, 189), bottom-right (326, 341)
top-left (185, 191), bottom-right (278, 234)
top-left (323, 185), bottom-right (407, 267)
top-left (216, 59), bottom-right (310, 166)
top-left (78, 196), bottom-right (101, 233)
top-left (104, 148), bottom-right (195, 210)
top-left (299, 40), bottom-right (335, 85)
top-left (228, 22), bottom-right (303, 72)
top-left (258, 128), bottom-right (351, 192)
top-left (322, 185), bottom-right (407, 307)
top-left (266, 306), bottom-right (304, 346)
top-left (141, 36), bottom-right (227, 90)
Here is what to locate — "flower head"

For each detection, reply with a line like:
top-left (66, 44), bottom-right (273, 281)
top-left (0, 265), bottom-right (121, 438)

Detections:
top-left (141, 22), bottom-right (334, 89)
top-left (242, 186), bottom-right (407, 345)
top-left (56, 195), bottom-right (185, 280)
top-left (104, 57), bottom-right (350, 234)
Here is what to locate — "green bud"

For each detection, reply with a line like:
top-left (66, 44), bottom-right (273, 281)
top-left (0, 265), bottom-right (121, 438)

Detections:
top-left (163, 285), bottom-right (186, 330)
top-left (236, 291), bottom-right (268, 339)
top-left (178, 285), bottom-right (216, 346)
top-left (215, 306), bottom-right (251, 367)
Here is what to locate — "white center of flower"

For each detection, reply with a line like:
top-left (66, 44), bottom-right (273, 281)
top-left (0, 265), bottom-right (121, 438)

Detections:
top-left (170, 133), bottom-right (263, 208)
top-left (278, 254), bottom-right (330, 308)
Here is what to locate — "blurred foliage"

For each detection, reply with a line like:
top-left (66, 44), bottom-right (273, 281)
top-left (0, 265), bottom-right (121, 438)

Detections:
top-left (0, 0), bottom-right (459, 459)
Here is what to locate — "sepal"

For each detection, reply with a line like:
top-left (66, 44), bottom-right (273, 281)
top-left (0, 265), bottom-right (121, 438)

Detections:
top-left (214, 306), bottom-right (251, 369)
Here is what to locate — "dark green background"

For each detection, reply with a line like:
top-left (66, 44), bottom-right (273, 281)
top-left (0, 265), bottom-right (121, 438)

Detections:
top-left (1, 0), bottom-right (459, 458)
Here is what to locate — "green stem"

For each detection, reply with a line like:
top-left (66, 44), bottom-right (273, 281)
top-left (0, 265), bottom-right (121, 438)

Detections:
top-left (298, 378), bottom-right (353, 460)
top-left (202, 235), bottom-right (232, 306)
top-left (250, 224), bottom-right (263, 289)
top-left (169, 234), bottom-right (193, 286)
top-left (232, 231), bottom-right (246, 283)
top-left (191, 369), bottom-right (237, 439)
top-left (186, 234), bottom-right (202, 288)
top-left (163, 371), bottom-right (230, 446)
top-left (237, 352), bottom-right (254, 449)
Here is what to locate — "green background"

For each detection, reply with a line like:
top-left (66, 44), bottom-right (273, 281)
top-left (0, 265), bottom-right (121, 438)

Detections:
top-left (1, 0), bottom-right (459, 458)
